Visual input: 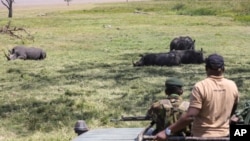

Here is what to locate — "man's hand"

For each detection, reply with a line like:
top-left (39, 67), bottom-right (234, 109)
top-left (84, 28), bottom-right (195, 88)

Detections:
top-left (230, 114), bottom-right (239, 124)
top-left (154, 130), bottom-right (167, 141)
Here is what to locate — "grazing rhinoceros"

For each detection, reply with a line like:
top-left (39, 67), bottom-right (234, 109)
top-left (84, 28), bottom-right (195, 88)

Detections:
top-left (173, 48), bottom-right (204, 64)
top-left (4, 46), bottom-right (46, 60)
top-left (133, 48), bottom-right (204, 67)
top-left (170, 36), bottom-right (195, 51)
top-left (133, 52), bottom-right (182, 67)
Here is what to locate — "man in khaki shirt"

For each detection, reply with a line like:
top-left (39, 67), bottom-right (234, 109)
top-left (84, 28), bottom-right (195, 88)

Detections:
top-left (154, 53), bottom-right (239, 140)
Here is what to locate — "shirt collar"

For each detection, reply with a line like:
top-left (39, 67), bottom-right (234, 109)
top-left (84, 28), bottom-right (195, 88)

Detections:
top-left (208, 75), bottom-right (224, 79)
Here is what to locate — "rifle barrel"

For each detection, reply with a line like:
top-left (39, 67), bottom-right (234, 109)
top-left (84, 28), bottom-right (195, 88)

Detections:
top-left (110, 116), bottom-right (151, 122)
top-left (121, 116), bottom-right (151, 121)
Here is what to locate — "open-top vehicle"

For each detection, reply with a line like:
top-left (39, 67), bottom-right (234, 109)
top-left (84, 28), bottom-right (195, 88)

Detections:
top-left (72, 101), bottom-right (250, 141)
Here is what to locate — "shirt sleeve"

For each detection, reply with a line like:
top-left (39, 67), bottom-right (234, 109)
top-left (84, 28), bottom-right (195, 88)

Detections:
top-left (189, 86), bottom-right (203, 109)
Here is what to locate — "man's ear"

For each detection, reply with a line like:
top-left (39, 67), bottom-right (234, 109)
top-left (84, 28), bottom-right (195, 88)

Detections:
top-left (205, 66), bottom-right (209, 71)
top-left (179, 89), bottom-right (184, 95)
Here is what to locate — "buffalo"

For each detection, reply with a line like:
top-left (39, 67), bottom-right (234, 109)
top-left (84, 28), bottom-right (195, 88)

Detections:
top-left (4, 46), bottom-right (46, 60)
top-left (133, 48), bottom-right (204, 67)
top-left (170, 36), bottom-right (195, 51)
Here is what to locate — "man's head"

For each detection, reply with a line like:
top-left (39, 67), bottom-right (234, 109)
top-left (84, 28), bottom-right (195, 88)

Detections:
top-left (165, 77), bottom-right (184, 96)
top-left (205, 53), bottom-right (225, 75)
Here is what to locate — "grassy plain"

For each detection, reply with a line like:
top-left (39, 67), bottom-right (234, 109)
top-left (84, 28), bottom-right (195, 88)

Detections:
top-left (0, 0), bottom-right (250, 140)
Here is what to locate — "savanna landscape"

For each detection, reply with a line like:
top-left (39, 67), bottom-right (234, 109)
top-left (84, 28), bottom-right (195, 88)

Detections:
top-left (0, 0), bottom-right (250, 141)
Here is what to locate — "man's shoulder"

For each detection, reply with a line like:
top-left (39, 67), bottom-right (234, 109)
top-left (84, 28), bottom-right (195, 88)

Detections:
top-left (158, 99), bottom-right (172, 106)
top-left (222, 78), bottom-right (237, 85)
top-left (193, 78), bottom-right (207, 86)
top-left (150, 99), bottom-right (172, 108)
top-left (178, 101), bottom-right (190, 111)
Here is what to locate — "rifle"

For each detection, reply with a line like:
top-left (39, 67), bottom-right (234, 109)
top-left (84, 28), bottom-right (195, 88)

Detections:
top-left (234, 101), bottom-right (250, 124)
top-left (110, 115), bottom-right (151, 122)
top-left (136, 121), bottom-right (155, 141)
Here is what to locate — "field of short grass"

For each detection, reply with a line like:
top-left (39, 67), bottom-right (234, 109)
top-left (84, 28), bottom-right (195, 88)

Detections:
top-left (0, 0), bottom-right (250, 140)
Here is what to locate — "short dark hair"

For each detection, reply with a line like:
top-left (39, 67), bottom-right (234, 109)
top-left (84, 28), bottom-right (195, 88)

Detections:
top-left (165, 85), bottom-right (183, 95)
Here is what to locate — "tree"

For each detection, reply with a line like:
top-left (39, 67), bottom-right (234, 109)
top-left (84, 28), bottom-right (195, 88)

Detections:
top-left (64, 0), bottom-right (72, 6)
top-left (1, 0), bottom-right (14, 18)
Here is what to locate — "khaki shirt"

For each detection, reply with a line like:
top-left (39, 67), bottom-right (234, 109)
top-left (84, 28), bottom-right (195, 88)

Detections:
top-left (189, 75), bottom-right (239, 137)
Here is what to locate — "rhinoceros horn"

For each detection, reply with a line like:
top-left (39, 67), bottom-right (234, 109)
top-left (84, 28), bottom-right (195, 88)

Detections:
top-left (132, 59), bottom-right (135, 66)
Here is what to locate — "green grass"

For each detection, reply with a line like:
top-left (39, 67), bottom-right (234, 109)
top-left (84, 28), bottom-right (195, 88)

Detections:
top-left (0, 0), bottom-right (250, 140)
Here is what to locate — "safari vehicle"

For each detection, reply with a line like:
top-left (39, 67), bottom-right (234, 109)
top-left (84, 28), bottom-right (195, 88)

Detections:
top-left (71, 119), bottom-right (229, 141)
top-left (72, 101), bottom-right (250, 141)
top-left (72, 116), bottom-right (153, 141)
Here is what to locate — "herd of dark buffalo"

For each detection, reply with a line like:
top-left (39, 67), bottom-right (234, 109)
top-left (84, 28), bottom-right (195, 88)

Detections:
top-left (4, 36), bottom-right (205, 67)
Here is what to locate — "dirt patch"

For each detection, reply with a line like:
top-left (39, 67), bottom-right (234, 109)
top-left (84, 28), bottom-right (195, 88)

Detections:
top-left (13, 0), bottom-right (146, 6)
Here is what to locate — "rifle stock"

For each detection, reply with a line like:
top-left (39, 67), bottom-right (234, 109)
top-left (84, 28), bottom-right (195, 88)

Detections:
top-left (136, 122), bottom-right (155, 141)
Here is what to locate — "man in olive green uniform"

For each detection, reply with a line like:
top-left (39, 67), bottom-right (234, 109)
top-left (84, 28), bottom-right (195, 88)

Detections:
top-left (146, 77), bottom-right (190, 136)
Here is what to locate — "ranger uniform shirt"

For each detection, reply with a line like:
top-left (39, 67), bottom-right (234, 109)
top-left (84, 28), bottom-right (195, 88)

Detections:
top-left (189, 75), bottom-right (239, 137)
top-left (147, 94), bottom-right (190, 135)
